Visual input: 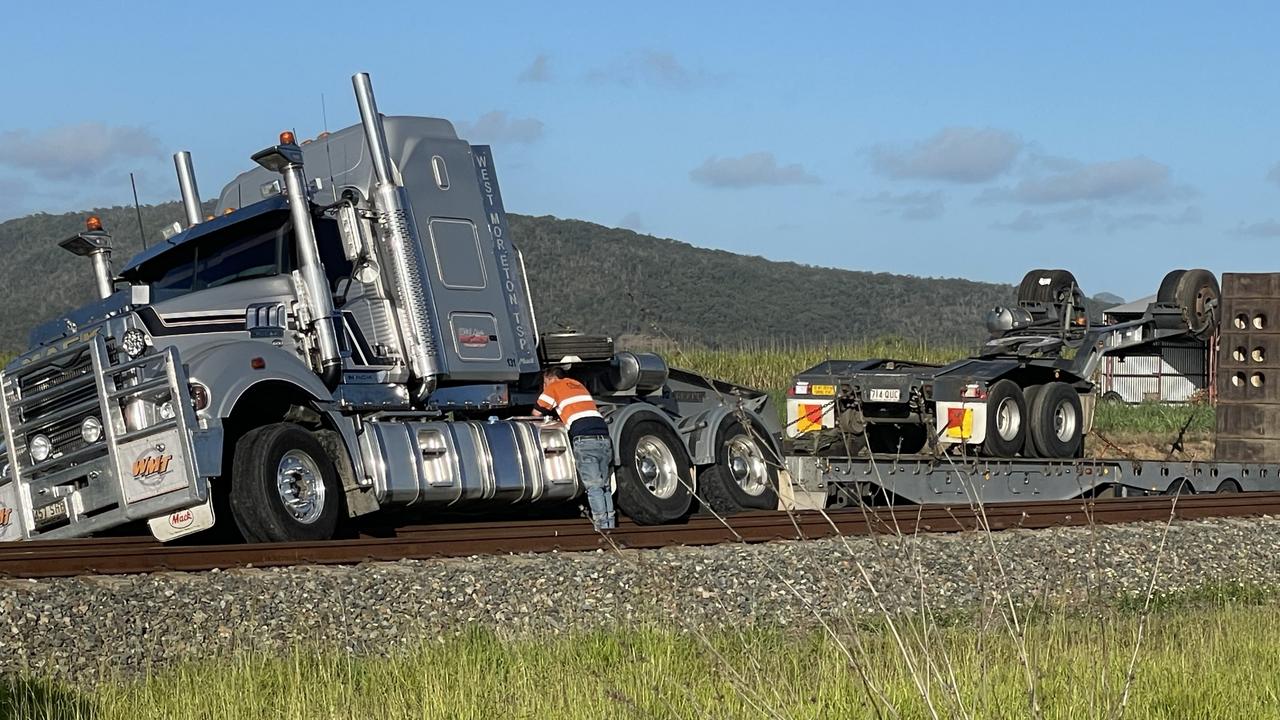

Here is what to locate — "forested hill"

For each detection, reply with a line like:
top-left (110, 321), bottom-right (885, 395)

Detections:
top-left (0, 202), bottom-right (1020, 351)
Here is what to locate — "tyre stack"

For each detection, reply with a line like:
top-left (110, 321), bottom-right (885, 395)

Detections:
top-left (1216, 273), bottom-right (1280, 462)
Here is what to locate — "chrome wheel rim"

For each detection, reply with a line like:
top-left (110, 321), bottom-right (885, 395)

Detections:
top-left (995, 397), bottom-right (1020, 441)
top-left (276, 450), bottom-right (326, 524)
top-left (1053, 401), bottom-right (1078, 443)
top-left (634, 435), bottom-right (679, 499)
top-left (726, 434), bottom-right (769, 496)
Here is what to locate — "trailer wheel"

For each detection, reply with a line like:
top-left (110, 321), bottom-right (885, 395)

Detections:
top-left (1215, 479), bottom-right (1241, 494)
top-left (614, 420), bottom-right (694, 525)
top-left (1028, 382), bottom-right (1084, 459)
top-left (1161, 268), bottom-right (1220, 339)
top-left (980, 380), bottom-right (1027, 457)
top-left (229, 423), bottom-right (341, 543)
top-left (700, 418), bottom-right (780, 515)
top-left (1163, 478), bottom-right (1195, 496)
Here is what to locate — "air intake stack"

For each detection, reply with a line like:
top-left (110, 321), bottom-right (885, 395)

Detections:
top-left (173, 151), bottom-right (203, 227)
top-left (352, 72), bottom-right (444, 400)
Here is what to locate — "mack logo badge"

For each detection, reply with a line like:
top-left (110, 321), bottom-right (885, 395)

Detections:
top-left (167, 509), bottom-right (195, 530)
top-left (133, 454), bottom-right (174, 481)
top-left (0, 507), bottom-right (11, 527)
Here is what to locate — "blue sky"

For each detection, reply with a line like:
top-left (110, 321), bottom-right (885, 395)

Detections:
top-left (2, 1), bottom-right (1278, 300)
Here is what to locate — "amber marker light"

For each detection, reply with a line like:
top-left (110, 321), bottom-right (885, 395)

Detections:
top-left (279, 130), bottom-right (296, 145)
top-left (85, 216), bottom-right (103, 231)
top-left (250, 357), bottom-right (266, 370)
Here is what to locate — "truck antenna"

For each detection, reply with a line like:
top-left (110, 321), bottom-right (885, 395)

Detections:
top-left (321, 93), bottom-right (330, 133)
top-left (129, 172), bottom-right (147, 250)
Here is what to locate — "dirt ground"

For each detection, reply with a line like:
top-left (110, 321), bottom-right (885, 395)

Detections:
top-left (1086, 432), bottom-right (1215, 462)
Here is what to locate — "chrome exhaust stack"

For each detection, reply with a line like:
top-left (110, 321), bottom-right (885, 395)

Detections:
top-left (352, 72), bottom-right (443, 399)
top-left (252, 132), bottom-right (343, 389)
top-left (173, 151), bottom-right (203, 227)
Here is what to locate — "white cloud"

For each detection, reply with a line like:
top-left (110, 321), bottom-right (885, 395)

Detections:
top-left (689, 152), bottom-right (820, 188)
top-left (619, 211), bottom-right (645, 231)
top-left (863, 190), bottom-right (944, 221)
top-left (987, 156), bottom-right (1190, 205)
top-left (586, 50), bottom-right (720, 89)
top-left (869, 127), bottom-right (1023, 183)
top-left (1233, 220), bottom-right (1280, 238)
top-left (455, 111), bottom-right (544, 145)
top-left (994, 205), bottom-right (1200, 233)
top-left (518, 54), bottom-right (551, 83)
top-left (0, 123), bottom-right (163, 181)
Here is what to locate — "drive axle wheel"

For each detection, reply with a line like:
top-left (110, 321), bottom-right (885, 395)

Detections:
top-left (982, 380), bottom-right (1027, 457)
top-left (229, 423), bottom-right (341, 543)
top-left (700, 418), bottom-right (780, 515)
top-left (614, 419), bottom-right (694, 525)
top-left (1028, 382), bottom-right (1084, 459)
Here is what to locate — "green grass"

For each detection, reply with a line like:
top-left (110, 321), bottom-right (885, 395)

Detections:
top-left (1091, 400), bottom-right (1214, 436)
top-left (6, 594), bottom-right (1280, 719)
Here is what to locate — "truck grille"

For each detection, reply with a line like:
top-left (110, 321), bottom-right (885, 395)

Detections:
top-left (4, 343), bottom-right (115, 475)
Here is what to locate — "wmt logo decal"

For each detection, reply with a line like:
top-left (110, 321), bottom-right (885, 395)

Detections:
top-left (132, 454), bottom-right (174, 483)
top-left (0, 507), bottom-right (12, 527)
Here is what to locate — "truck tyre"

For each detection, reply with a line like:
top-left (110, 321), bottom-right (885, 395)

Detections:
top-left (229, 423), bottom-right (341, 543)
top-left (1156, 269), bottom-right (1186, 304)
top-left (1172, 268), bottom-right (1220, 338)
top-left (982, 380), bottom-right (1027, 457)
top-left (614, 420), bottom-right (694, 525)
top-left (1016, 269), bottom-right (1051, 303)
top-left (1028, 382), bottom-right (1084, 459)
top-left (700, 418), bottom-right (779, 515)
top-left (1017, 269), bottom-right (1081, 305)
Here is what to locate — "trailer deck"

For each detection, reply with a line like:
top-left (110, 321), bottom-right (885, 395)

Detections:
top-left (784, 452), bottom-right (1280, 505)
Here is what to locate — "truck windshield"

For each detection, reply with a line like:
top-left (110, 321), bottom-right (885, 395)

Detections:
top-left (130, 215), bottom-right (289, 301)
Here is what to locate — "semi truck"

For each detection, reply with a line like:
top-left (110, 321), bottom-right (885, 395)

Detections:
top-left (0, 73), bottom-right (780, 543)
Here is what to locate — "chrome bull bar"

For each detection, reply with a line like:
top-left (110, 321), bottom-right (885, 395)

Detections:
top-left (0, 336), bottom-right (216, 540)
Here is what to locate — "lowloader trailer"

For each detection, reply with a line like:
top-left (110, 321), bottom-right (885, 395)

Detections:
top-left (783, 270), bottom-right (1280, 506)
top-left (0, 73), bottom-right (780, 543)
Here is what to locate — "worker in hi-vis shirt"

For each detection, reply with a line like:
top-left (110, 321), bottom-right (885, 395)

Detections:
top-left (536, 366), bottom-right (616, 530)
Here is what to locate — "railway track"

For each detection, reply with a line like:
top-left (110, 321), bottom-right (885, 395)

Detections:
top-left (2, 493), bottom-right (1278, 579)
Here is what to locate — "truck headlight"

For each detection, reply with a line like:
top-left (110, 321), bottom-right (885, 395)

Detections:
top-left (121, 329), bottom-right (148, 358)
top-left (29, 435), bottom-right (52, 463)
top-left (81, 416), bottom-right (103, 443)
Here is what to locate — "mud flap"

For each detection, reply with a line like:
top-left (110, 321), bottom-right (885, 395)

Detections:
top-left (148, 496), bottom-right (215, 542)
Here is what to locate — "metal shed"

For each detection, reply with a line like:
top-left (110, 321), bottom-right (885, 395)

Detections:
top-left (1097, 296), bottom-right (1213, 403)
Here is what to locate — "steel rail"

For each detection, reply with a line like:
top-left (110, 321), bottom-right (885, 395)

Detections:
top-left (1, 493), bottom-right (1278, 579)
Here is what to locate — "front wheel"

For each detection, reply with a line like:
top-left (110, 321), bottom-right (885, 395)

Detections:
top-left (614, 419), bottom-right (694, 525)
top-left (229, 423), bottom-right (341, 543)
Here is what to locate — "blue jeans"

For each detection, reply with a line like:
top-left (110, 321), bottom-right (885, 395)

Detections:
top-left (572, 435), bottom-right (615, 530)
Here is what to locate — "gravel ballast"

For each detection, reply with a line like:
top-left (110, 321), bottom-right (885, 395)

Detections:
top-left (2, 515), bottom-right (1278, 682)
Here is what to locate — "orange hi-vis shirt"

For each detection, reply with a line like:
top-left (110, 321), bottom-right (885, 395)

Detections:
top-left (538, 377), bottom-right (609, 438)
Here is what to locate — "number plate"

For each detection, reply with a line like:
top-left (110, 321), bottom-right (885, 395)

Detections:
top-left (867, 388), bottom-right (901, 402)
top-left (809, 384), bottom-right (836, 396)
top-left (33, 498), bottom-right (68, 528)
